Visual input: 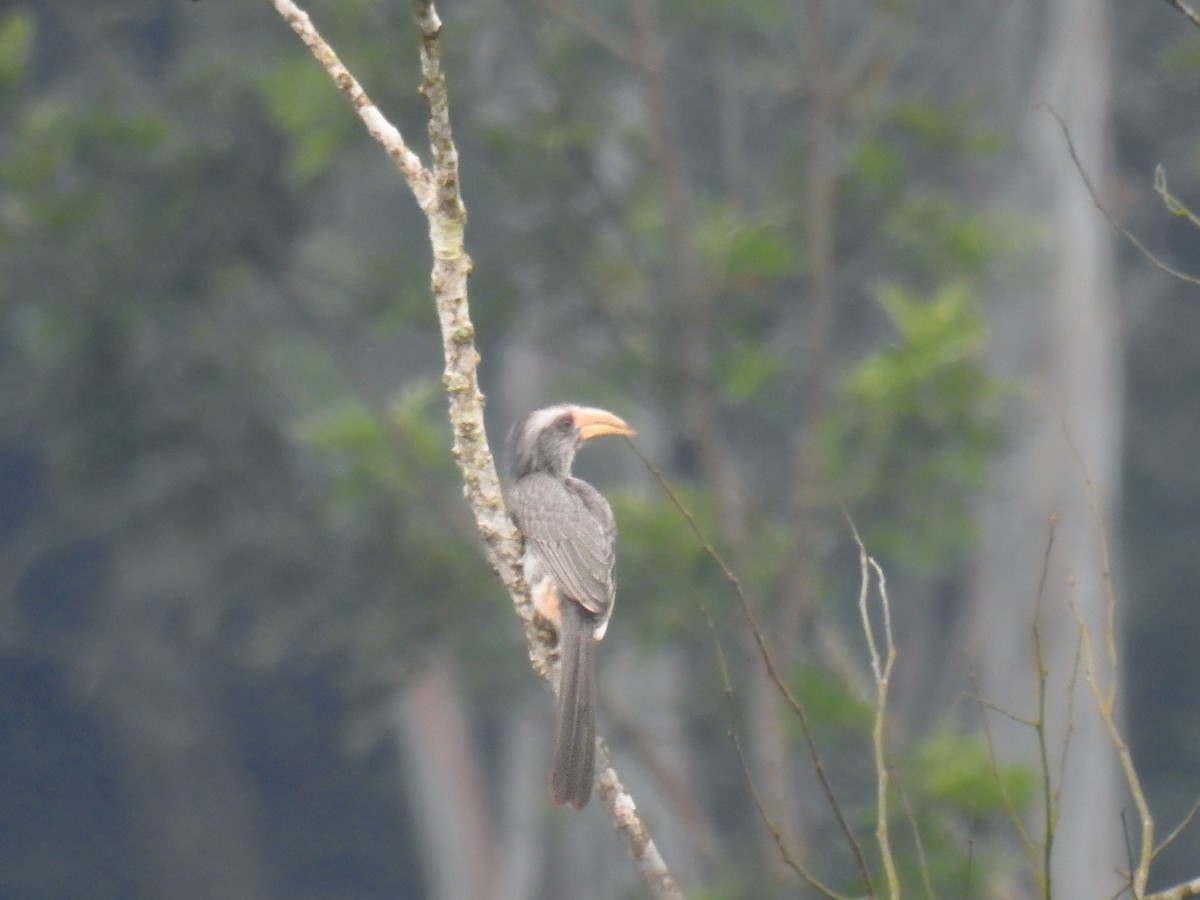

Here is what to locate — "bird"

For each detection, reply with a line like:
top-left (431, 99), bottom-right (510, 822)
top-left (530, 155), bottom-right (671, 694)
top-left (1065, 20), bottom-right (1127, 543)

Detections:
top-left (507, 404), bottom-right (634, 809)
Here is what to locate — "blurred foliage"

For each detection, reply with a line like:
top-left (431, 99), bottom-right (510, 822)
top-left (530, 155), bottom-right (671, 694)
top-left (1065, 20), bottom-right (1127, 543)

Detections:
top-left (789, 665), bottom-right (874, 733)
top-left (896, 728), bottom-right (1038, 891)
top-left (611, 488), bottom-right (722, 647)
top-left (1158, 31), bottom-right (1200, 74)
top-left (0, 2), bottom-right (482, 896)
top-left (264, 57), bottom-right (353, 183)
top-left (822, 281), bottom-right (1003, 566)
top-left (0, 9), bottom-right (31, 87)
top-left (911, 728), bottom-right (1036, 814)
top-left (0, 0), bottom-right (1195, 896)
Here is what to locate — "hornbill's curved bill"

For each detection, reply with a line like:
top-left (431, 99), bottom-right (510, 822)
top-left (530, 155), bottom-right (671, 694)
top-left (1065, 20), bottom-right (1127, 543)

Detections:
top-left (507, 404), bottom-right (634, 809)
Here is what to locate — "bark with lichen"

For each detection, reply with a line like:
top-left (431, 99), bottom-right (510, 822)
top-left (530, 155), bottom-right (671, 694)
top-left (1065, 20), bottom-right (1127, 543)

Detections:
top-left (268, 1), bottom-right (682, 895)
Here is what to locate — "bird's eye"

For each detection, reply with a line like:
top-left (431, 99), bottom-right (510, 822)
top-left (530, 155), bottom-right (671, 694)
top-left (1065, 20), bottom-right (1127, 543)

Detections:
top-left (555, 412), bottom-right (575, 432)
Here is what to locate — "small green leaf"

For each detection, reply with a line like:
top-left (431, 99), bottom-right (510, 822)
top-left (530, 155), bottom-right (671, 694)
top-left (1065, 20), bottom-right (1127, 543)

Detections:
top-left (264, 59), bottom-right (346, 181)
top-left (1159, 33), bottom-right (1200, 73)
top-left (724, 222), bottom-right (799, 280)
top-left (0, 11), bottom-right (32, 88)
top-left (789, 666), bottom-right (873, 731)
top-left (295, 403), bottom-right (382, 454)
top-left (719, 341), bottom-right (785, 401)
top-left (822, 281), bottom-right (1004, 566)
top-left (913, 728), bottom-right (1037, 812)
top-left (389, 382), bottom-right (448, 469)
top-left (852, 139), bottom-right (903, 190)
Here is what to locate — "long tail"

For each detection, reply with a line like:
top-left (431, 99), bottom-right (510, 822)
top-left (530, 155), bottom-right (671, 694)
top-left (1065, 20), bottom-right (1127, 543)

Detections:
top-left (549, 602), bottom-right (596, 809)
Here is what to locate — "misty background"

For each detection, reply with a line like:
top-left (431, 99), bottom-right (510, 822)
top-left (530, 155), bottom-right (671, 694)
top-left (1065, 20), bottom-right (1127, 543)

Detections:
top-left (2, 0), bottom-right (1199, 898)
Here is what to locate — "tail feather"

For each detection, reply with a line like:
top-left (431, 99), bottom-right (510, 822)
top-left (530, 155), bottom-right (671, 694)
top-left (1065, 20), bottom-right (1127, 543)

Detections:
top-left (550, 604), bottom-right (595, 809)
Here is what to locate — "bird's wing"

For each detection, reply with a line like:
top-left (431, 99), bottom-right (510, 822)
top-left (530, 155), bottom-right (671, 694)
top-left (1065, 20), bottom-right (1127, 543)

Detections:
top-left (509, 473), bottom-right (616, 619)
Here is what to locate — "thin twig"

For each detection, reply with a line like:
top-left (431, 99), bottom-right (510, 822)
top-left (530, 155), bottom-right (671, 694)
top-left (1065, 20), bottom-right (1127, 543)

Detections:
top-left (847, 518), bottom-right (900, 898)
top-left (695, 594), bottom-right (850, 897)
top-left (1054, 616), bottom-right (1083, 830)
top-left (967, 691), bottom-right (1038, 729)
top-left (1152, 792), bottom-right (1200, 862)
top-left (1160, 0), bottom-right (1200, 28)
top-left (1041, 104), bottom-right (1200, 288)
top-left (1154, 165), bottom-right (1200, 229)
top-left (1121, 808), bottom-right (1138, 900)
top-left (628, 440), bottom-right (875, 896)
top-left (1062, 429), bottom-right (1154, 898)
top-left (1144, 876), bottom-right (1200, 900)
top-left (534, 0), bottom-right (641, 67)
top-left (1034, 519), bottom-right (1058, 900)
top-left (895, 777), bottom-right (936, 900)
top-left (971, 677), bottom-right (1040, 868)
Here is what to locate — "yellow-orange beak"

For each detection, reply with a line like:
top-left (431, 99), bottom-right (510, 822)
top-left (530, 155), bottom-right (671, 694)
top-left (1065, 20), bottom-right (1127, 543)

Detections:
top-left (573, 407), bottom-right (635, 441)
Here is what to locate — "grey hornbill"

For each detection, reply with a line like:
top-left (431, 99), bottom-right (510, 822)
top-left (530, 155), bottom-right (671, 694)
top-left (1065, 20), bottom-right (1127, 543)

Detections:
top-left (507, 404), bottom-right (634, 809)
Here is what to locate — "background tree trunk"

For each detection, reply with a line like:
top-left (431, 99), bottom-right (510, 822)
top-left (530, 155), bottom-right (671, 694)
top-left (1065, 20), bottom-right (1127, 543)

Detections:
top-left (393, 650), bottom-right (495, 900)
top-left (968, 0), bottom-right (1125, 895)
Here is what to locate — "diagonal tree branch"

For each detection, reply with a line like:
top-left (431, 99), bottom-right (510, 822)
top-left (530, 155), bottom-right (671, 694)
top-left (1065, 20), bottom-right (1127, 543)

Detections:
top-left (1160, 0), bottom-right (1200, 28)
top-left (1041, 104), bottom-right (1200, 288)
top-left (266, 2), bottom-right (682, 895)
top-left (628, 442), bottom-right (872, 896)
top-left (270, 0), bottom-right (525, 626)
top-left (1145, 876), bottom-right (1200, 900)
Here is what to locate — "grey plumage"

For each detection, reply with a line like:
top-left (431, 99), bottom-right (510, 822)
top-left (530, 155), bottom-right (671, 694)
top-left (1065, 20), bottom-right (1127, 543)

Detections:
top-left (507, 405), bottom-right (631, 809)
top-left (509, 471), bottom-right (617, 629)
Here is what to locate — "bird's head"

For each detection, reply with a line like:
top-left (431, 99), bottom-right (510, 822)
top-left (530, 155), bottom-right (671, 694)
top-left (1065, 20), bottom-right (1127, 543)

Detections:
top-left (509, 404), bottom-right (634, 479)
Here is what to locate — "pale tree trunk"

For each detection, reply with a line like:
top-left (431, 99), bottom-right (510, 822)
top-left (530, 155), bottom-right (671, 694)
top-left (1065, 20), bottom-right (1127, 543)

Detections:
top-left (491, 703), bottom-right (548, 900)
top-left (969, 0), bottom-right (1124, 897)
top-left (393, 650), bottom-right (496, 900)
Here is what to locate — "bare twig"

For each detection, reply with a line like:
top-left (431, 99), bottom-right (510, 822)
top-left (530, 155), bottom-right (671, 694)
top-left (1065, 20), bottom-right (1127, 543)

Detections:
top-left (534, 0), bottom-right (640, 67)
top-left (1153, 793), bottom-right (1200, 863)
top-left (895, 778), bottom-right (937, 900)
top-left (971, 516), bottom-right (1096, 899)
top-left (1145, 876), bottom-right (1200, 900)
top-left (1033, 519), bottom-right (1059, 900)
top-left (696, 593), bottom-right (850, 898)
top-left (968, 692), bottom-right (1038, 729)
top-left (972, 678), bottom-right (1041, 869)
top-left (1154, 165), bottom-right (1200, 229)
top-left (1063, 431), bottom-right (1154, 898)
top-left (266, 3), bottom-right (681, 893)
top-left (1041, 105), bottom-right (1200, 288)
top-left (628, 440), bottom-right (874, 896)
top-left (1063, 398), bottom-right (1200, 900)
top-left (1160, 0), bottom-right (1200, 28)
top-left (848, 518), bottom-right (900, 898)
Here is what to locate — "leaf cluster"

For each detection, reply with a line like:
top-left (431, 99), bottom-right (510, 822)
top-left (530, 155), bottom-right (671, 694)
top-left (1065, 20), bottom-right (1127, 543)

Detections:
top-left (822, 282), bottom-right (1004, 567)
